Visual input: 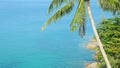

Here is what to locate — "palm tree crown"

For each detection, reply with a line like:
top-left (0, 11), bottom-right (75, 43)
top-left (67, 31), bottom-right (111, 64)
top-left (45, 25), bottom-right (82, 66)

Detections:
top-left (99, 0), bottom-right (120, 15)
top-left (41, 0), bottom-right (86, 36)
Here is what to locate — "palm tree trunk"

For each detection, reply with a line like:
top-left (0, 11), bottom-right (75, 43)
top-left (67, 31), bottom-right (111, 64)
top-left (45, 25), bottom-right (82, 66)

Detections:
top-left (85, 1), bottom-right (111, 68)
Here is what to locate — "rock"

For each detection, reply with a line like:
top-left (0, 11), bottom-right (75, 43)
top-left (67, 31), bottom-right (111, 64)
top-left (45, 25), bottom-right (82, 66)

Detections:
top-left (85, 38), bottom-right (98, 68)
top-left (85, 62), bottom-right (98, 68)
top-left (86, 38), bottom-right (98, 49)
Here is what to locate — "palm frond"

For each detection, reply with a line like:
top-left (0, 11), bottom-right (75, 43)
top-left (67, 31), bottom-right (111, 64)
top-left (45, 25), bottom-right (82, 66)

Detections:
top-left (41, 1), bottom-right (74, 30)
top-left (48, 0), bottom-right (68, 13)
top-left (70, 0), bottom-right (86, 36)
top-left (99, 0), bottom-right (120, 15)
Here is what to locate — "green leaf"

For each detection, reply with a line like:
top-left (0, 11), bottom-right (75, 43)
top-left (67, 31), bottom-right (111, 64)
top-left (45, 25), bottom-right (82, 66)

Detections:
top-left (70, 0), bottom-right (86, 36)
top-left (41, 1), bottom-right (74, 30)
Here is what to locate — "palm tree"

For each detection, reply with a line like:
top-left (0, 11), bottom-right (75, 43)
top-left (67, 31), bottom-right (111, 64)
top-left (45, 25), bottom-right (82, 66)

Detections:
top-left (41, 0), bottom-right (111, 67)
top-left (99, 0), bottom-right (120, 15)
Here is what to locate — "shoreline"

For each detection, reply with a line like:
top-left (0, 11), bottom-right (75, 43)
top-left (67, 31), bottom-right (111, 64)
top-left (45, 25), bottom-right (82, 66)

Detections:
top-left (85, 38), bottom-right (98, 68)
top-left (85, 62), bottom-right (98, 68)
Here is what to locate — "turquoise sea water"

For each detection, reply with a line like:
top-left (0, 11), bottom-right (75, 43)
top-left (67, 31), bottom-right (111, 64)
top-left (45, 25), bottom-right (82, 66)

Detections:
top-left (0, 0), bottom-right (112, 68)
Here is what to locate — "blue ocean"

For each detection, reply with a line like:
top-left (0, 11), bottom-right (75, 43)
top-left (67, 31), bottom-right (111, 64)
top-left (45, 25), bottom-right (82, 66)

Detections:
top-left (0, 0), bottom-right (112, 68)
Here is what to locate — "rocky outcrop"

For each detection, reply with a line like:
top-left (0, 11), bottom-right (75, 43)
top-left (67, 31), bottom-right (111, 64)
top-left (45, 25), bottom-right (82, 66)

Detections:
top-left (85, 38), bottom-right (98, 68)
top-left (86, 38), bottom-right (98, 49)
top-left (85, 62), bottom-right (98, 68)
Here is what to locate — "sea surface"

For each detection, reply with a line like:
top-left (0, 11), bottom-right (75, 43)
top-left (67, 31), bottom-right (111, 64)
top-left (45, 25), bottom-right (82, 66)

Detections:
top-left (0, 0), bottom-right (112, 68)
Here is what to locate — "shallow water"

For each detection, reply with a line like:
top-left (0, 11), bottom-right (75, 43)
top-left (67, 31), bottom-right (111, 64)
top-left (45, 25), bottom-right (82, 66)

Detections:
top-left (0, 0), bottom-right (112, 68)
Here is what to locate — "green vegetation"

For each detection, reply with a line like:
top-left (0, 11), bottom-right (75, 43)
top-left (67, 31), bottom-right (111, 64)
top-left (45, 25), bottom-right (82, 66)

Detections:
top-left (41, 0), bottom-right (114, 67)
top-left (41, 0), bottom-right (120, 67)
top-left (99, 0), bottom-right (120, 15)
top-left (96, 17), bottom-right (120, 68)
